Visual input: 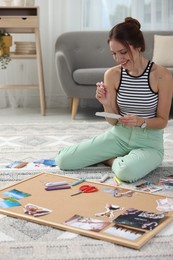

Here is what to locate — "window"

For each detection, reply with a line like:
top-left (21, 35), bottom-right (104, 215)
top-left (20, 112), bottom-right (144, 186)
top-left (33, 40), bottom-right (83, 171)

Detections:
top-left (82, 0), bottom-right (173, 31)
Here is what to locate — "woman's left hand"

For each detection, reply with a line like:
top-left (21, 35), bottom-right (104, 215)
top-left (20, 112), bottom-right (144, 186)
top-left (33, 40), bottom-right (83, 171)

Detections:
top-left (119, 114), bottom-right (143, 127)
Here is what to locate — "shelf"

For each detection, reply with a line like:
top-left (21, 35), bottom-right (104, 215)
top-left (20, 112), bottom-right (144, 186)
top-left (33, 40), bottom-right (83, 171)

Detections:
top-left (0, 7), bottom-right (37, 16)
top-left (0, 17), bottom-right (38, 30)
top-left (10, 52), bottom-right (36, 59)
top-left (0, 6), bottom-right (46, 116)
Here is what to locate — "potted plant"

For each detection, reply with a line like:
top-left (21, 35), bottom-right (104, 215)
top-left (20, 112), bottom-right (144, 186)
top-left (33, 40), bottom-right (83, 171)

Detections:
top-left (0, 31), bottom-right (12, 69)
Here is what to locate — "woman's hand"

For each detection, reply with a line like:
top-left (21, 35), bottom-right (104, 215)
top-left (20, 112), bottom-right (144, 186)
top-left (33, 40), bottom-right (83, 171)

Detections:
top-left (96, 82), bottom-right (109, 106)
top-left (119, 114), bottom-right (144, 127)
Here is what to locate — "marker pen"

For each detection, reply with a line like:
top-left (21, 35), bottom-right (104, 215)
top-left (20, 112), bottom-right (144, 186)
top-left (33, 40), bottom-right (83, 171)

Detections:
top-left (45, 185), bottom-right (71, 191)
top-left (45, 181), bottom-right (68, 187)
top-left (71, 177), bottom-right (87, 186)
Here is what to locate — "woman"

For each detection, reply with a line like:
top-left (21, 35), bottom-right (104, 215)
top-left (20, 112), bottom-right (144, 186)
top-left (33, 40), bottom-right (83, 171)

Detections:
top-left (55, 17), bottom-right (173, 183)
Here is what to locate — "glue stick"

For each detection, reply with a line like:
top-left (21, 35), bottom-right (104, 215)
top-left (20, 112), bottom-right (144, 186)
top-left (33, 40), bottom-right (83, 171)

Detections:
top-left (113, 176), bottom-right (121, 186)
top-left (100, 174), bottom-right (109, 183)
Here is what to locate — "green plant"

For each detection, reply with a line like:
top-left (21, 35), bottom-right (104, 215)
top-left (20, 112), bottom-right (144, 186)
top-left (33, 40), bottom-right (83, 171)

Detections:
top-left (0, 31), bottom-right (12, 69)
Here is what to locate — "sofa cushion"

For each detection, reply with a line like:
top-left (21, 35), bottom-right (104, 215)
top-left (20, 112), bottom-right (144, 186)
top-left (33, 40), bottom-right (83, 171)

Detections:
top-left (152, 35), bottom-right (173, 66)
top-left (73, 68), bottom-right (108, 85)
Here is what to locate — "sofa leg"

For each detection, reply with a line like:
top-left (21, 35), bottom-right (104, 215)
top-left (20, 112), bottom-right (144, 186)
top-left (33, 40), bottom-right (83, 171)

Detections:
top-left (71, 97), bottom-right (80, 120)
top-left (68, 98), bottom-right (73, 110)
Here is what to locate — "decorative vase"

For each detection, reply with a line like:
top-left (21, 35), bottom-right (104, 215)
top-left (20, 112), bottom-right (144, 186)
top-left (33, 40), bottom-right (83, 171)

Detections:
top-left (0, 35), bottom-right (12, 56)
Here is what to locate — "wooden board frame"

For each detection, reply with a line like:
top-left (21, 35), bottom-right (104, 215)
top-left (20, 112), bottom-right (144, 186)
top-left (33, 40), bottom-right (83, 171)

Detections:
top-left (0, 172), bottom-right (172, 249)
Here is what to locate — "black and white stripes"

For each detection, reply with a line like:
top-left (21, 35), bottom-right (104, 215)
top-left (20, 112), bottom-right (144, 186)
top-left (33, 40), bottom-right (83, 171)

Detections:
top-left (117, 61), bottom-right (158, 118)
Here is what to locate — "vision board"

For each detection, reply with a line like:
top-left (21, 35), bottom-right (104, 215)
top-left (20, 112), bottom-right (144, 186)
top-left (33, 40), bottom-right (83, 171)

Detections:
top-left (0, 172), bottom-right (172, 249)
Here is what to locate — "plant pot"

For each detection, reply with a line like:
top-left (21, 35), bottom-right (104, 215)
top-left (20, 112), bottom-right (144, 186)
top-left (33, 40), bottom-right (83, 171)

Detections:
top-left (0, 35), bottom-right (12, 56)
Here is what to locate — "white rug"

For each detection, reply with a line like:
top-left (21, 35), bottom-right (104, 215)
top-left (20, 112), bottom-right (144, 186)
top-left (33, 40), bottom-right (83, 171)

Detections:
top-left (0, 120), bottom-right (173, 259)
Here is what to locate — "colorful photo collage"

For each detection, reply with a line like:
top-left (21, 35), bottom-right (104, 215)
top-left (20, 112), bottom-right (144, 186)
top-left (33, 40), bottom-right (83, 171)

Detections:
top-left (0, 189), bottom-right (52, 217)
top-left (0, 189), bottom-right (31, 209)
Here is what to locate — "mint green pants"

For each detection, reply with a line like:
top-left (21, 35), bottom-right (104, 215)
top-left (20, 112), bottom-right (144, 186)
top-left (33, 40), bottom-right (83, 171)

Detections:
top-left (55, 124), bottom-right (164, 182)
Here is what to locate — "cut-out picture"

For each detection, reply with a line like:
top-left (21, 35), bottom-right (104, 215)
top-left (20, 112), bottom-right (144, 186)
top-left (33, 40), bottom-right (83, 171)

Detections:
top-left (104, 224), bottom-right (144, 240)
top-left (5, 161), bottom-right (28, 168)
top-left (23, 203), bottom-right (52, 217)
top-left (135, 182), bottom-right (162, 193)
top-left (3, 189), bottom-right (31, 200)
top-left (64, 214), bottom-right (110, 232)
top-left (113, 187), bottom-right (135, 198)
top-left (156, 197), bottom-right (173, 212)
top-left (159, 175), bottom-right (173, 187)
top-left (114, 208), bottom-right (166, 230)
top-left (0, 197), bottom-right (21, 208)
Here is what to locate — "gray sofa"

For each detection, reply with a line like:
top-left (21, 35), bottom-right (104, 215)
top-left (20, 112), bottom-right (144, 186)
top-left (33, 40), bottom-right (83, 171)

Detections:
top-left (55, 31), bottom-right (173, 119)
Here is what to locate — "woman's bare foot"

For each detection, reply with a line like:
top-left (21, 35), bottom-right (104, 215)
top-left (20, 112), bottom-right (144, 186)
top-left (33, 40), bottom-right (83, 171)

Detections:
top-left (103, 158), bottom-right (115, 167)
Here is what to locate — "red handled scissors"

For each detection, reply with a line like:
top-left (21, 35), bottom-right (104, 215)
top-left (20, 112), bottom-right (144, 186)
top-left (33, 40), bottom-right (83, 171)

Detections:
top-left (71, 185), bottom-right (98, 196)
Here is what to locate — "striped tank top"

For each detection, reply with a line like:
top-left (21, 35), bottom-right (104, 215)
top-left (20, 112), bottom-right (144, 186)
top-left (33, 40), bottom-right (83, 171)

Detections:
top-left (117, 61), bottom-right (158, 118)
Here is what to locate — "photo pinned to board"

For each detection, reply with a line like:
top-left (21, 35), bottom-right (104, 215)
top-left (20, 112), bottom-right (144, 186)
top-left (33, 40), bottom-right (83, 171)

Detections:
top-left (64, 214), bottom-right (110, 232)
top-left (95, 204), bottom-right (124, 219)
top-left (3, 189), bottom-right (31, 200)
top-left (104, 224), bottom-right (144, 241)
top-left (102, 187), bottom-right (136, 198)
top-left (0, 197), bottom-right (21, 208)
top-left (113, 208), bottom-right (167, 231)
top-left (113, 187), bottom-right (136, 198)
top-left (23, 203), bottom-right (52, 217)
top-left (156, 197), bottom-right (173, 212)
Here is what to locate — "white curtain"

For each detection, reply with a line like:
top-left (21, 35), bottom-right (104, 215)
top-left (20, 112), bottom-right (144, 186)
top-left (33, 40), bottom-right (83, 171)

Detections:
top-left (0, 0), bottom-right (172, 109)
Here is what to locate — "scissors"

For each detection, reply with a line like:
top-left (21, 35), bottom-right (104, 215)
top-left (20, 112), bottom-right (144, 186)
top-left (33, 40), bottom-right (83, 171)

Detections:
top-left (71, 185), bottom-right (98, 196)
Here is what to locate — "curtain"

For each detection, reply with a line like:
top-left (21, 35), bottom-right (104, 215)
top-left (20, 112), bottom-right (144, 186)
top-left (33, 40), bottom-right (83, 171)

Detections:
top-left (0, 0), bottom-right (172, 110)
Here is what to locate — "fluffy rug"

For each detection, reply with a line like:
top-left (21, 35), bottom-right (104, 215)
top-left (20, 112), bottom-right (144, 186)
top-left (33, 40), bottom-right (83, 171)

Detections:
top-left (0, 120), bottom-right (173, 260)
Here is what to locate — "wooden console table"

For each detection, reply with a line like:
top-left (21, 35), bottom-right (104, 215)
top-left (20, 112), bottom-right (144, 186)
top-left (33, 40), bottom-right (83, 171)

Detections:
top-left (0, 6), bottom-right (46, 115)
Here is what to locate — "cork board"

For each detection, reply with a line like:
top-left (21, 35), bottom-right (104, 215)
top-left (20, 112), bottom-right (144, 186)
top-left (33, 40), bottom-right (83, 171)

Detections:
top-left (0, 172), bottom-right (172, 249)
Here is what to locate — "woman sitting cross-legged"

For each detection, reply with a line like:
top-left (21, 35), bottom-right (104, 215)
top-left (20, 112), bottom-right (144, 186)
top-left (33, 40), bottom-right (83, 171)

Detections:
top-left (55, 17), bottom-right (173, 183)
